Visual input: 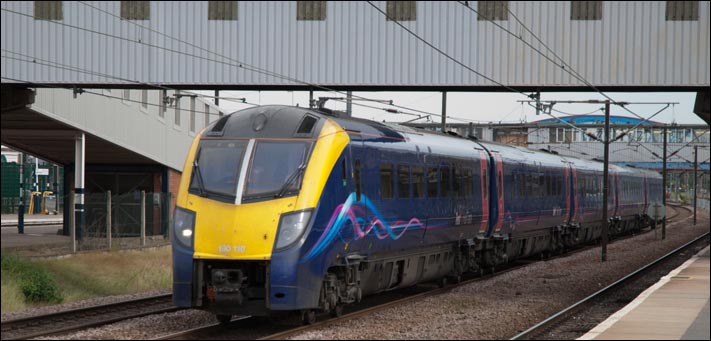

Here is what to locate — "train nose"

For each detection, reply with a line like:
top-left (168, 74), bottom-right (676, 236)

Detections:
top-left (211, 269), bottom-right (245, 290)
top-left (211, 270), bottom-right (227, 284)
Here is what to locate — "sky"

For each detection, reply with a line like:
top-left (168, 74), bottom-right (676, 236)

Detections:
top-left (201, 90), bottom-right (706, 126)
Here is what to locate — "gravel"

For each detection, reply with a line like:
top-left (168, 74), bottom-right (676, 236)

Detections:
top-left (6, 209), bottom-right (707, 340)
top-left (33, 309), bottom-right (216, 340)
top-left (290, 210), bottom-right (709, 340)
top-left (1, 290), bottom-right (170, 323)
top-left (537, 243), bottom-right (710, 340)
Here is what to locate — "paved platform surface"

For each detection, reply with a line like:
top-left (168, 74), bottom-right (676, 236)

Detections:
top-left (1, 213), bottom-right (64, 227)
top-left (2, 213), bottom-right (170, 257)
top-left (1, 223), bottom-right (70, 250)
top-left (2, 213), bottom-right (68, 253)
top-left (580, 246), bottom-right (710, 340)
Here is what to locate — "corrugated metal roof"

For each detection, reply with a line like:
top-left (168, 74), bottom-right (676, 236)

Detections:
top-left (1, 1), bottom-right (709, 88)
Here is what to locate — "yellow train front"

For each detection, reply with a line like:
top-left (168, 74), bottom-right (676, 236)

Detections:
top-left (172, 105), bottom-right (350, 323)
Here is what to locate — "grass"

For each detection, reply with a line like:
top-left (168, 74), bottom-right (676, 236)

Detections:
top-left (1, 247), bottom-right (172, 313)
top-left (1, 254), bottom-right (63, 305)
top-left (1, 280), bottom-right (29, 312)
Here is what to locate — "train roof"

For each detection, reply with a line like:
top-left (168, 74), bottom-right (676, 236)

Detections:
top-left (223, 106), bottom-right (660, 178)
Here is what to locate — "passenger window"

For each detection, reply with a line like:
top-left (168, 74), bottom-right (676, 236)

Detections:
top-left (412, 166), bottom-right (425, 198)
top-left (552, 175), bottom-right (558, 196)
top-left (452, 167), bottom-right (462, 197)
top-left (380, 164), bottom-right (394, 199)
top-left (463, 169), bottom-right (473, 198)
top-left (526, 174), bottom-right (533, 197)
top-left (398, 165), bottom-right (411, 198)
top-left (355, 159), bottom-right (361, 202)
top-left (441, 166), bottom-right (451, 197)
top-left (427, 168), bottom-right (438, 197)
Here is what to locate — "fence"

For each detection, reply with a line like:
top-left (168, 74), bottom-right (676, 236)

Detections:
top-left (2, 191), bottom-right (172, 255)
top-left (698, 198), bottom-right (710, 213)
top-left (76, 191), bottom-right (172, 252)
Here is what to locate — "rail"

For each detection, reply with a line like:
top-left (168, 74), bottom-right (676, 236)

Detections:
top-left (1, 293), bottom-right (177, 340)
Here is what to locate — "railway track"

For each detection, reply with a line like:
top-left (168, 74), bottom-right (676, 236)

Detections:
top-left (510, 231), bottom-right (710, 340)
top-left (666, 204), bottom-right (694, 223)
top-left (0, 208), bottom-right (694, 340)
top-left (154, 261), bottom-right (536, 340)
top-left (0, 293), bottom-right (177, 340)
top-left (154, 205), bottom-right (697, 340)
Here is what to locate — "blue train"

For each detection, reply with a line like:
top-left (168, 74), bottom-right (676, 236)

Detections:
top-left (171, 105), bottom-right (663, 324)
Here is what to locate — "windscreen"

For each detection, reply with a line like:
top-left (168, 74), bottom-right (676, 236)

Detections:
top-left (189, 140), bottom-right (247, 199)
top-left (243, 140), bottom-right (313, 200)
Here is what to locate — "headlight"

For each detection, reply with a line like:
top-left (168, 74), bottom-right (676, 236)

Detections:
top-left (275, 210), bottom-right (312, 250)
top-left (173, 207), bottom-right (196, 249)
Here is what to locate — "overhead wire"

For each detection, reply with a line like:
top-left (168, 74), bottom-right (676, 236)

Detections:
top-left (2, 51), bottom-right (509, 126)
top-left (526, 103), bottom-right (603, 142)
top-left (667, 130), bottom-right (711, 158)
top-left (2, 3), bottom-right (623, 127)
top-left (1, 76), bottom-right (240, 120)
top-left (363, 1), bottom-right (551, 125)
top-left (453, 1), bottom-right (612, 137)
top-left (456, 1), bottom-right (570, 73)
top-left (1, 3), bottom-right (694, 144)
top-left (365, 1), bottom-right (535, 99)
top-left (1, 50), bottom-right (256, 108)
top-left (497, 1), bottom-right (666, 125)
top-left (458, 1), bottom-right (680, 143)
top-left (69, 2), bottom-right (481, 123)
top-left (3, 3), bottom-right (483, 125)
top-left (550, 106), bottom-right (605, 117)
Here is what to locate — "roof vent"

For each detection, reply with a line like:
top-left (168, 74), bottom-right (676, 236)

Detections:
top-left (539, 148), bottom-right (559, 155)
top-left (207, 115), bottom-right (230, 136)
top-left (294, 114), bottom-right (318, 136)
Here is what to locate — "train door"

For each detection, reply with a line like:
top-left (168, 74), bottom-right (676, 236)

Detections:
top-left (349, 134), bottom-right (366, 204)
top-left (477, 150), bottom-right (490, 236)
top-left (643, 175), bottom-right (649, 214)
top-left (611, 171), bottom-right (618, 218)
top-left (564, 163), bottom-right (571, 225)
top-left (570, 164), bottom-right (579, 224)
top-left (349, 133), bottom-right (381, 249)
top-left (490, 152), bottom-right (505, 236)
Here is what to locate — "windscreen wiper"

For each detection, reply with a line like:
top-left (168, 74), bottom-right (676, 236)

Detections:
top-left (193, 160), bottom-right (208, 197)
top-left (275, 164), bottom-right (307, 198)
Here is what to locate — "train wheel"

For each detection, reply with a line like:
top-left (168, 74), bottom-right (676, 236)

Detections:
top-left (330, 304), bottom-right (344, 317)
top-left (216, 314), bottom-right (232, 325)
top-left (302, 309), bottom-right (317, 325)
top-left (438, 277), bottom-right (448, 288)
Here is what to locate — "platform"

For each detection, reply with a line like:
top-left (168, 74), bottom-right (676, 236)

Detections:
top-left (1, 213), bottom-right (64, 227)
top-left (580, 246), bottom-right (710, 340)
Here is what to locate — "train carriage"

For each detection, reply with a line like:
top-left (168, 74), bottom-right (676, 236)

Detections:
top-left (172, 105), bottom-right (663, 324)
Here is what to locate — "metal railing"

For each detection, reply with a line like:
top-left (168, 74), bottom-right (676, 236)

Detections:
top-left (77, 191), bottom-right (171, 251)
